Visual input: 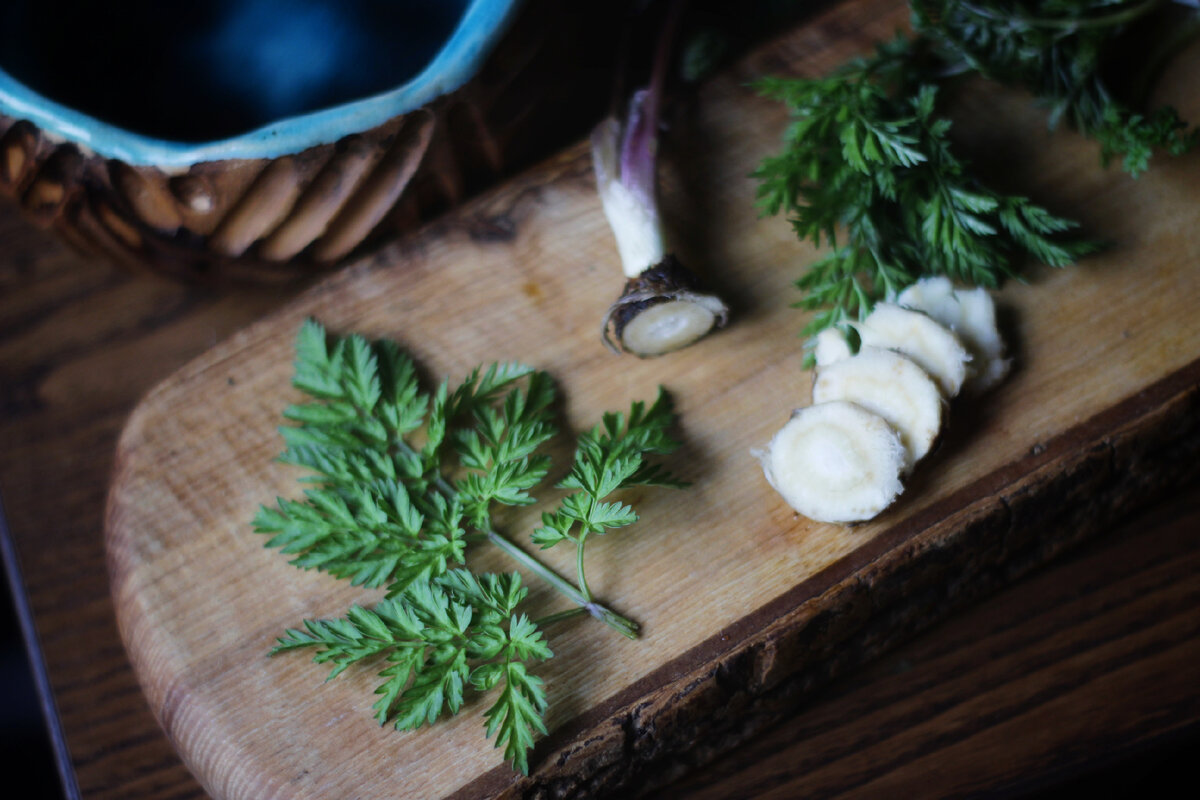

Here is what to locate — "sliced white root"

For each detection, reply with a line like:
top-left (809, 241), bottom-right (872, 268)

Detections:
top-left (896, 277), bottom-right (1011, 392)
top-left (856, 303), bottom-right (971, 398)
top-left (619, 298), bottom-right (722, 356)
top-left (760, 400), bottom-right (905, 523)
top-left (812, 347), bottom-right (945, 471)
top-left (813, 326), bottom-right (853, 367)
top-left (971, 354), bottom-right (1012, 391)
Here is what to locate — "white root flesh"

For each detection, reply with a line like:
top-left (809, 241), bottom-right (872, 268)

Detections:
top-left (813, 326), bottom-right (853, 367)
top-left (601, 256), bottom-right (730, 356)
top-left (760, 400), bottom-right (906, 523)
top-left (763, 282), bottom-right (1011, 525)
top-left (896, 277), bottom-right (1011, 392)
top-left (812, 347), bottom-right (945, 471)
top-left (619, 297), bottom-right (724, 356)
top-left (856, 303), bottom-right (972, 398)
top-left (591, 117), bottom-right (666, 279)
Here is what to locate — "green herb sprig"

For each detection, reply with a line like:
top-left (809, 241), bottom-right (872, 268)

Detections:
top-left (256, 320), bottom-right (686, 773)
top-left (754, 0), bottom-right (1196, 352)
top-left (753, 37), bottom-right (1097, 348)
top-left (913, 0), bottom-right (1199, 176)
top-left (532, 392), bottom-right (687, 608)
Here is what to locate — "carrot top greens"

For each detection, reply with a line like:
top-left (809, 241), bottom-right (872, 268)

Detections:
top-left (755, 0), bottom-right (1197, 352)
top-left (257, 320), bottom-right (686, 773)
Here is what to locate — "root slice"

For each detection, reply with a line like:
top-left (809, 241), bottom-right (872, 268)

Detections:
top-left (896, 277), bottom-right (1011, 392)
top-left (856, 303), bottom-right (971, 398)
top-left (602, 255), bottom-right (730, 357)
top-left (813, 326), bottom-right (853, 367)
top-left (761, 400), bottom-right (905, 523)
top-left (812, 347), bottom-right (945, 471)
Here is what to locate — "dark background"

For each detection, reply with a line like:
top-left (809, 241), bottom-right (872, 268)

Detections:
top-left (1, 551), bottom-right (64, 799)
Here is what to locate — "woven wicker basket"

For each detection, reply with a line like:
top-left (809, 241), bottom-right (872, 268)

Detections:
top-left (0, 0), bottom-right (623, 283)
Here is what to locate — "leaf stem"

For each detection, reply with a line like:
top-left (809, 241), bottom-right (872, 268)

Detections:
top-left (394, 440), bottom-right (639, 639)
top-left (484, 523), bottom-right (638, 639)
top-left (575, 533), bottom-right (593, 602)
top-left (533, 607), bottom-right (588, 627)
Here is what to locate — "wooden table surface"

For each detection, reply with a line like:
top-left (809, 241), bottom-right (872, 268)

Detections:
top-left (3, 10), bottom-right (1200, 797)
top-left (3, 179), bottom-right (1199, 800)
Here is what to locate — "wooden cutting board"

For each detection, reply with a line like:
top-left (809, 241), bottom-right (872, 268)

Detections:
top-left (105, 1), bottom-right (1200, 798)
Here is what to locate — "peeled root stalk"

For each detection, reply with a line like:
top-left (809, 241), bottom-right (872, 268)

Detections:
top-left (760, 400), bottom-right (905, 524)
top-left (591, 73), bottom-right (728, 358)
top-left (896, 277), bottom-right (1011, 392)
top-left (812, 347), bottom-right (945, 471)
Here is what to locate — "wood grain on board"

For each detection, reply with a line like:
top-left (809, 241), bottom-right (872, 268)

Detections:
top-left (103, 0), bottom-right (1200, 798)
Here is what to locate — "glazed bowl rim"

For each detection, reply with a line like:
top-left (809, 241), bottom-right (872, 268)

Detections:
top-left (0, 0), bottom-right (522, 170)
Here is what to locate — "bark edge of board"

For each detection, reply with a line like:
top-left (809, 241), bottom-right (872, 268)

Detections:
top-left (453, 358), bottom-right (1200, 799)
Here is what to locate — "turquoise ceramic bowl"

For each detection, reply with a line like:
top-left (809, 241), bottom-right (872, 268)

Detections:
top-left (0, 1), bottom-right (520, 166)
top-left (0, 0), bottom-right (587, 282)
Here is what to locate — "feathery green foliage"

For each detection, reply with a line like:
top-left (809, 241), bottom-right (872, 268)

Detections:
top-left (754, 37), bottom-right (1097, 346)
top-left (912, 0), bottom-right (1198, 176)
top-left (532, 390), bottom-right (689, 602)
top-left (272, 570), bottom-right (551, 773)
top-left (256, 320), bottom-right (685, 773)
top-left (754, 0), bottom-right (1195, 353)
top-left (534, 389), bottom-right (687, 549)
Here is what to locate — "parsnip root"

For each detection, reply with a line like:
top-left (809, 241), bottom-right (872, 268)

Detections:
top-left (812, 347), bottom-right (945, 471)
top-left (592, 84), bottom-right (729, 358)
top-left (856, 303), bottom-right (971, 398)
top-left (761, 280), bottom-right (1010, 525)
top-left (760, 400), bottom-right (906, 524)
top-left (896, 277), bottom-right (1011, 392)
top-left (602, 256), bottom-right (730, 356)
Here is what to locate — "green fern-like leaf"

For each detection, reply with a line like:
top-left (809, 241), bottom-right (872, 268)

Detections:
top-left (260, 322), bottom-right (685, 773)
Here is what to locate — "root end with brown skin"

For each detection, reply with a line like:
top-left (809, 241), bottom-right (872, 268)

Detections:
top-left (601, 255), bottom-right (730, 357)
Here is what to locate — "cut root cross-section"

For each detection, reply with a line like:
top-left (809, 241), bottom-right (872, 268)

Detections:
top-left (601, 256), bottom-right (730, 356)
top-left (856, 303), bottom-right (971, 398)
top-left (761, 400), bottom-right (906, 524)
top-left (896, 277), bottom-right (1011, 392)
top-left (812, 347), bottom-right (945, 471)
top-left (761, 279), bottom-right (1010, 524)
